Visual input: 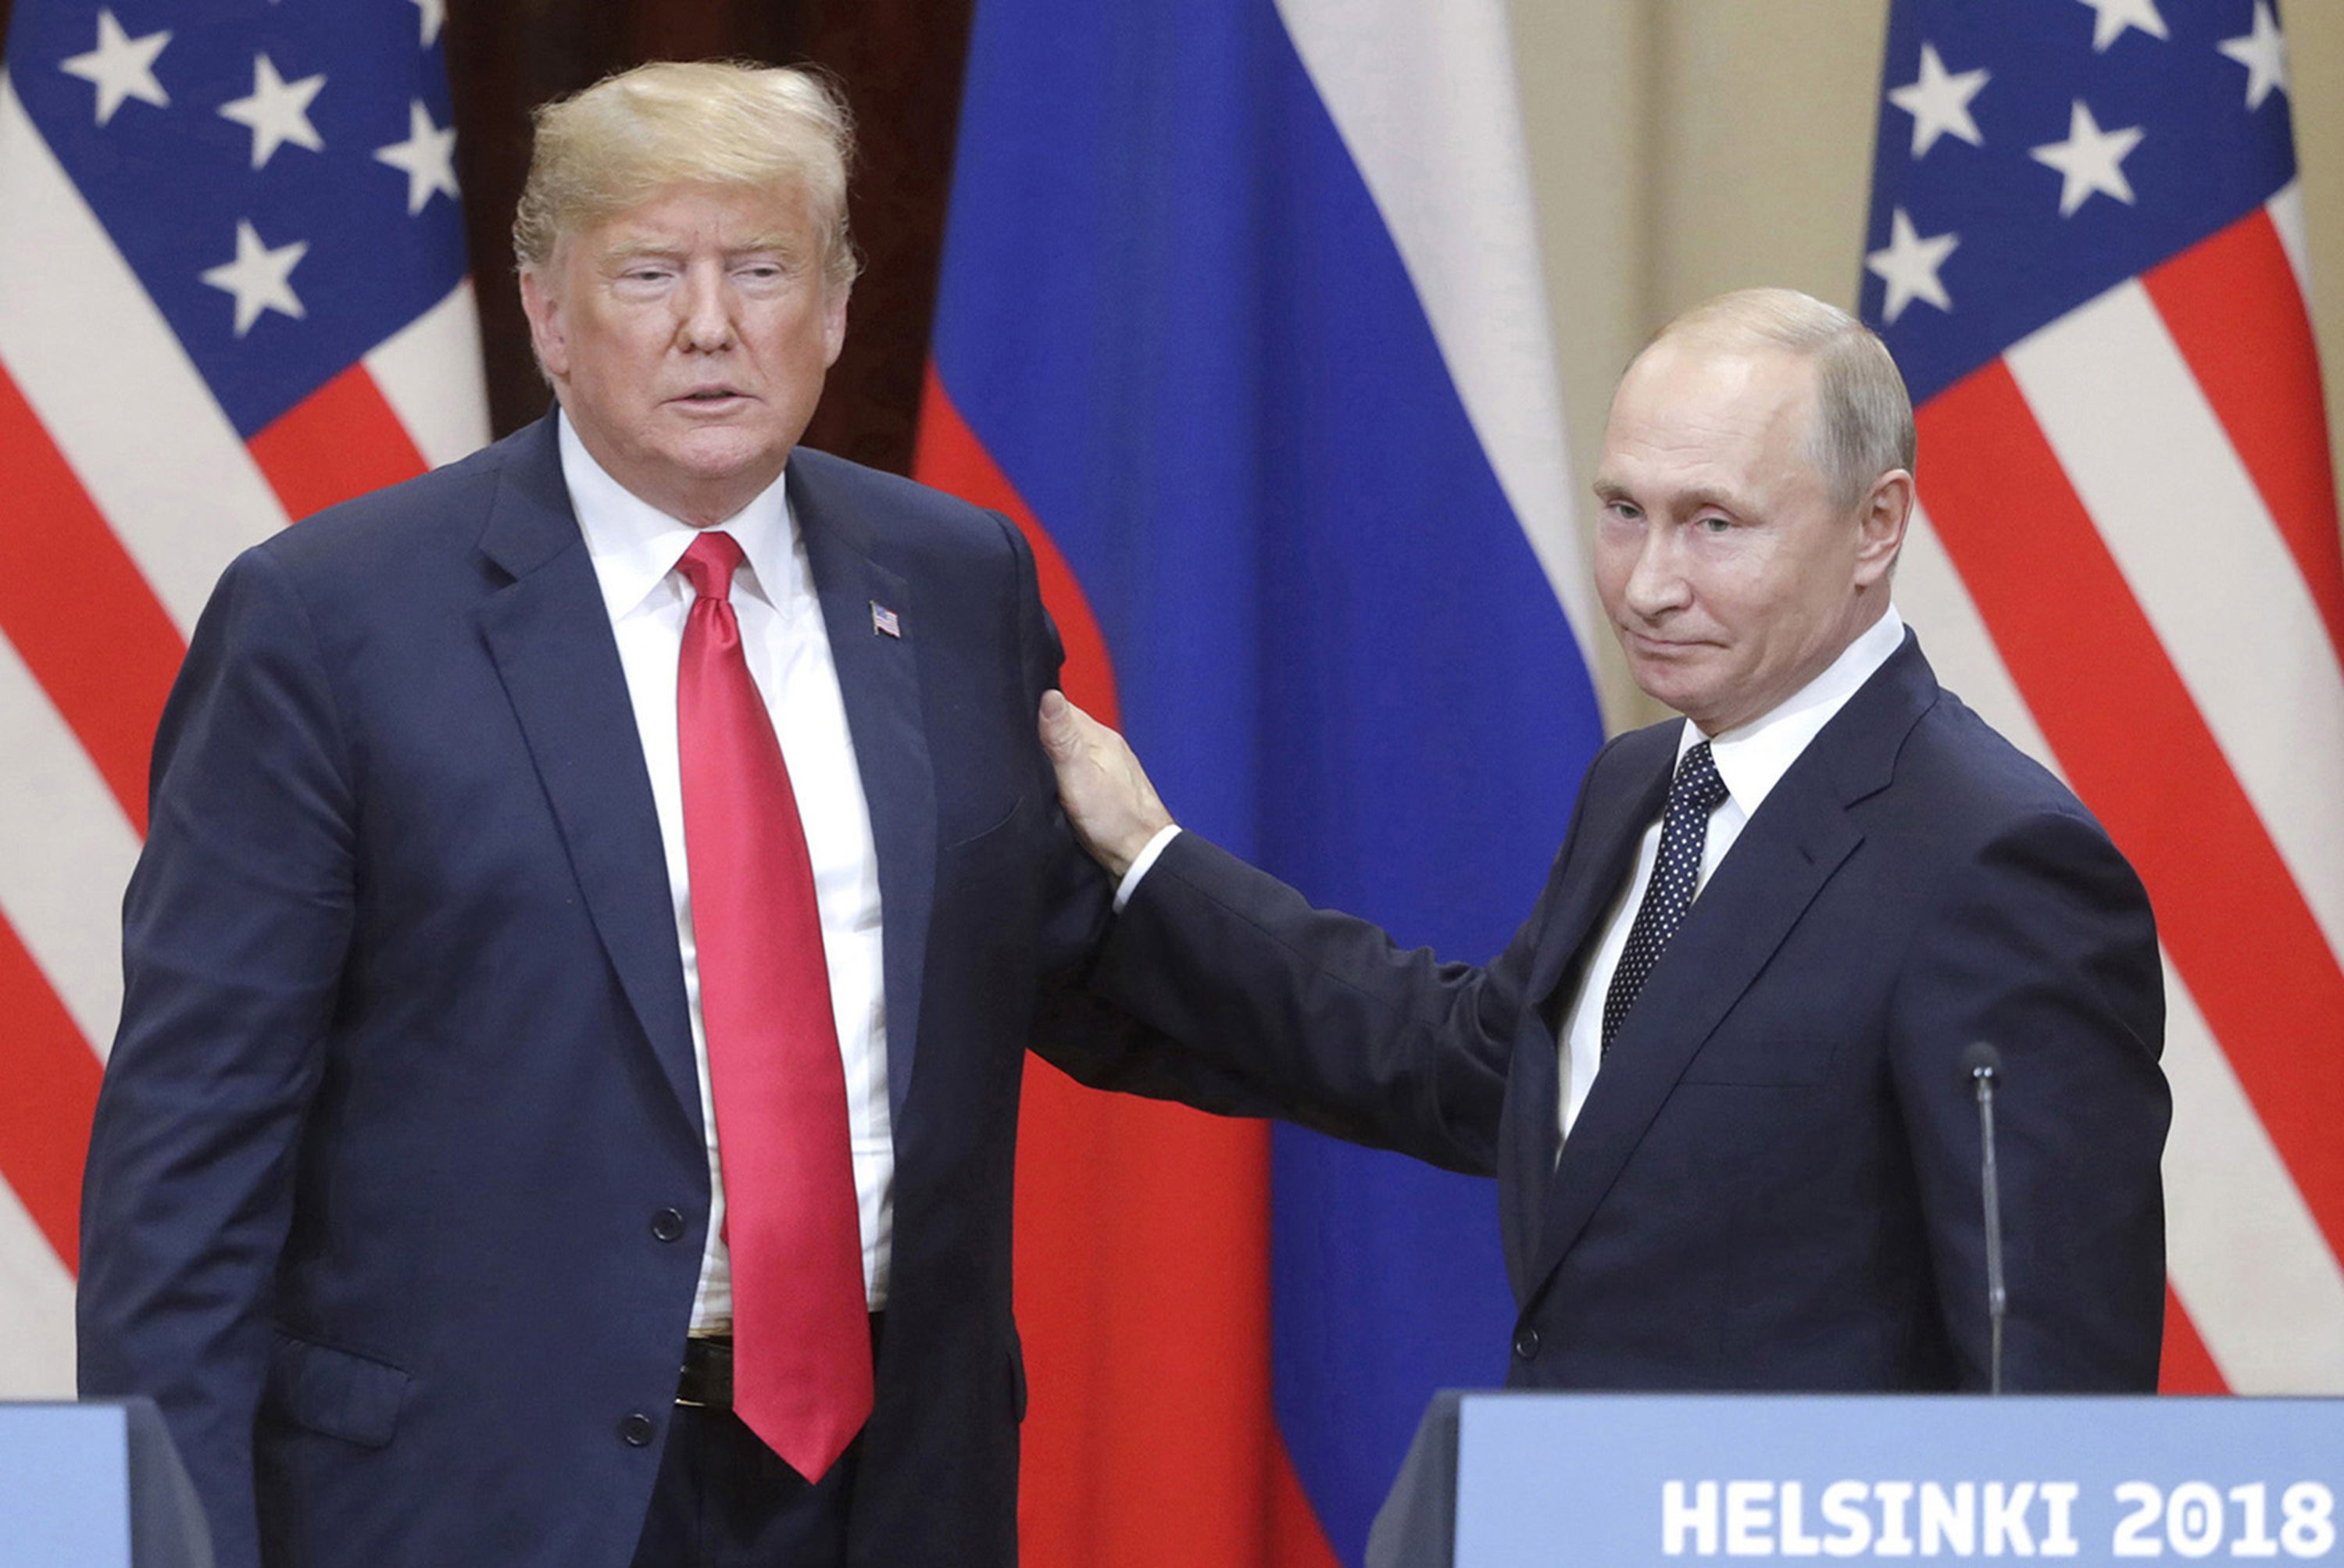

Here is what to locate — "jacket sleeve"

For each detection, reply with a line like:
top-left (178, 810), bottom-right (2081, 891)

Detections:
top-left (1069, 829), bottom-right (1570, 1177)
top-left (1888, 805), bottom-right (2171, 1391)
top-left (1038, 720), bottom-right (1632, 1176)
top-left (78, 545), bottom-right (357, 1568)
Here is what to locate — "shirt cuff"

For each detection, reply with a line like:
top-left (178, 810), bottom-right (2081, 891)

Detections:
top-left (1113, 825), bottom-right (1184, 913)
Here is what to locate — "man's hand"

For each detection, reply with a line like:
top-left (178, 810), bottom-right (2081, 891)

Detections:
top-left (1038, 691), bottom-right (1174, 881)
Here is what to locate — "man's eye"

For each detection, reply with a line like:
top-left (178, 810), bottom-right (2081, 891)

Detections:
top-left (1698, 515), bottom-right (1733, 534)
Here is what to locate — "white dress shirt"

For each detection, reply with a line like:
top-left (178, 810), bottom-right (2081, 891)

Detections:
top-left (1554, 606), bottom-right (1906, 1142)
top-left (560, 413), bottom-right (895, 1325)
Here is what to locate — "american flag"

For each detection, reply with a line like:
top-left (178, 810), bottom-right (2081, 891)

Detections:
top-left (1863, 0), bottom-right (2344, 1391)
top-left (0, 0), bottom-right (487, 1395)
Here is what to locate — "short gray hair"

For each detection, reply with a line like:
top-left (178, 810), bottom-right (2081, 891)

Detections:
top-left (512, 59), bottom-right (860, 293)
top-left (1649, 287), bottom-right (1915, 511)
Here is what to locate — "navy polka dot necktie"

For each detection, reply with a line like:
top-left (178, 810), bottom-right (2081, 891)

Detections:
top-left (1602, 741), bottom-right (1730, 1055)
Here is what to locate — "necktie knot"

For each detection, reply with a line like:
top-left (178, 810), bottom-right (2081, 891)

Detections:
top-left (1673, 741), bottom-right (1728, 815)
top-left (677, 530), bottom-right (747, 603)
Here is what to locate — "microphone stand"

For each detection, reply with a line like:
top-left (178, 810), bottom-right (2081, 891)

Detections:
top-left (1963, 1041), bottom-right (2006, 1395)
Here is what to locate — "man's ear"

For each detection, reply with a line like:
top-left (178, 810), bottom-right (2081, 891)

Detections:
top-left (1854, 469), bottom-right (1913, 588)
top-left (518, 267), bottom-right (570, 384)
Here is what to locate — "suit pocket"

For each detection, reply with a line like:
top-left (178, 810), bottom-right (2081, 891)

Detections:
top-left (263, 1330), bottom-right (412, 1448)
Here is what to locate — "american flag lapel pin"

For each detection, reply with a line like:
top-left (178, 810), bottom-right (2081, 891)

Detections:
top-left (870, 602), bottom-right (902, 638)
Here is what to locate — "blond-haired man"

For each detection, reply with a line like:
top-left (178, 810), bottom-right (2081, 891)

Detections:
top-left (82, 62), bottom-right (1111, 1567)
top-left (1043, 288), bottom-right (2171, 1395)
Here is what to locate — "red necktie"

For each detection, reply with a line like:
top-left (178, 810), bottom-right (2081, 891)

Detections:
top-left (674, 530), bottom-right (871, 1480)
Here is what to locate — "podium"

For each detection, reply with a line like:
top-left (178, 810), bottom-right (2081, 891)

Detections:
top-left (1370, 1390), bottom-right (2344, 1566)
top-left (0, 1400), bottom-right (213, 1567)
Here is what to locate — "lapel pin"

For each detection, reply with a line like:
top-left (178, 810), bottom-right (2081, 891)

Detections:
top-left (870, 602), bottom-right (902, 639)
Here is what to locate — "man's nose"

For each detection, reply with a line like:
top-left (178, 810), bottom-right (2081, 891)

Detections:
top-left (1623, 527), bottom-right (1691, 616)
top-left (676, 269), bottom-right (734, 350)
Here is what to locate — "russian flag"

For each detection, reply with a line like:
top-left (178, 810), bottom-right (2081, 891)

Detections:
top-left (913, 2), bottom-right (1605, 1560)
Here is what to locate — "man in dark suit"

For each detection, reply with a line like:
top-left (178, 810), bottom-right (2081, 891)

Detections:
top-left (1040, 288), bottom-right (2171, 1391)
top-left (80, 61), bottom-right (1117, 1567)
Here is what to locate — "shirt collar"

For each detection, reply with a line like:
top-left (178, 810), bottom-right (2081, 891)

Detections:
top-left (1676, 604), bottom-right (1906, 818)
top-left (557, 409), bottom-right (799, 620)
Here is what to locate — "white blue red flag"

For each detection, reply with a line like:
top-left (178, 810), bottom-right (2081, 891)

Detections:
top-left (916, 0), bottom-right (1603, 1560)
top-left (1863, 0), bottom-right (2344, 1391)
top-left (0, 0), bottom-right (487, 1394)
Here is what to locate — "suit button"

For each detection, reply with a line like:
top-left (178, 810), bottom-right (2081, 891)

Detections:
top-left (1513, 1326), bottom-right (1542, 1361)
top-left (619, 1412), bottom-right (658, 1448)
top-left (651, 1207), bottom-right (687, 1243)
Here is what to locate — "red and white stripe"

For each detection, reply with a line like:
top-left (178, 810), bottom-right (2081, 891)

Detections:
top-left (1898, 182), bottom-right (2344, 1393)
top-left (0, 77), bottom-right (488, 1397)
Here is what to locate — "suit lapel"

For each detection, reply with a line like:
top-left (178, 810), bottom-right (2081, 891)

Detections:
top-left (789, 456), bottom-right (935, 1123)
top-left (1521, 635), bottom-right (1935, 1312)
top-left (474, 416), bottom-right (702, 1122)
top-left (1526, 788), bottom-right (1861, 1302)
top-left (1495, 727), bottom-right (1676, 1292)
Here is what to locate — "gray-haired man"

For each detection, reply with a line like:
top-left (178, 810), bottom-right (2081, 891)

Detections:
top-left (1042, 288), bottom-right (2171, 1398)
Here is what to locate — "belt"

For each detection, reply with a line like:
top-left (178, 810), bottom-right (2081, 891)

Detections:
top-left (675, 1316), bottom-right (887, 1411)
top-left (676, 1336), bottom-right (734, 1409)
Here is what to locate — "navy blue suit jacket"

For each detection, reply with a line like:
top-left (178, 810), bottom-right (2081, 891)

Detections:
top-left (1092, 634), bottom-right (2171, 1391)
top-left (79, 415), bottom-right (1113, 1567)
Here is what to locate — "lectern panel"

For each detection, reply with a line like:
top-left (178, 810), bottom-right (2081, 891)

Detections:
top-left (1452, 1394), bottom-right (2344, 1566)
top-left (0, 1403), bottom-right (134, 1568)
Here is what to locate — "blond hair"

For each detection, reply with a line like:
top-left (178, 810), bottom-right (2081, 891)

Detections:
top-left (1649, 287), bottom-right (1914, 510)
top-left (512, 59), bottom-right (859, 291)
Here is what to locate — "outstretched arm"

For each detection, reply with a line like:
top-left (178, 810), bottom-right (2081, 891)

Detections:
top-left (1035, 693), bottom-right (1549, 1174)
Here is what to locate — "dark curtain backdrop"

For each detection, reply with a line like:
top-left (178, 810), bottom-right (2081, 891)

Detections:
top-left (0, 0), bottom-right (975, 474)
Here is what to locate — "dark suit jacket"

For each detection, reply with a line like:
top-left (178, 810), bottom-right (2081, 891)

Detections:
top-left (78, 414), bottom-right (1113, 1567)
top-left (1092, 633), bottom-right (2171, 1391)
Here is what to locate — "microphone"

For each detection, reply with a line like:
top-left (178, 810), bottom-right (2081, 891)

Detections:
top-left (1962, 1041), bottom-right (2006, 1395)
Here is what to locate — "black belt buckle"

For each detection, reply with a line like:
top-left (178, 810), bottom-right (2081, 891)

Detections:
top-left (676, 1336), bottom-right (733, 1410)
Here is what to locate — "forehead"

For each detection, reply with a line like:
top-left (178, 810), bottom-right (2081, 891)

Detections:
top-left (568, 180), bottom-right (815, 257)
top-left (1599, 341), bottom-right (1821, 491)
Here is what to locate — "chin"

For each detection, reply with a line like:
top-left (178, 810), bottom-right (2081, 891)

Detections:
top-left (1635, 667), bottom-right (1719, 726)
top-left (667, 434), bottom-right (783, 483)
top-left (1627, 651), bottom-right (1688, 695)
